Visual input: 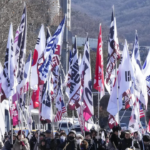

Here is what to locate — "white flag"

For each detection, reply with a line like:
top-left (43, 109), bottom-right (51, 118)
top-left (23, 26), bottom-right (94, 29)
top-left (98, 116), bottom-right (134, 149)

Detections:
top-left (2, 23), bottom-right (16, 98)
top-left (30, 25), bottom-right (46, 90)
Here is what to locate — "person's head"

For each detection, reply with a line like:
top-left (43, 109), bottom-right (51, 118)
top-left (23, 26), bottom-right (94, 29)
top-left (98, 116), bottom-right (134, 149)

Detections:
top-left (68, 130), bottom-right (76, 141)
top-left (17, 130), bottom-right (25, 140)
top-left (85, 131), bottom-right (91, 140)
top-left (8, 130), bottom-right (11, 135)
top-left (40, 133), bottom-right (45, 141)
top-left (45, 130), bottom-right (51, 138)
top-left (134, 131), bottom-right (138, 138)
top-left (112, 125), bottom-right (121, 136)
top-left (35, 130), bottom-right (39, 138)
top-left (60, 132), bottom-right (66, 141)
top-left (81, 140), bottom-right (89, 150)
top-left (76, 134), bottom-right (84, 145)
top-left (41, 139), bottom-right (46, 146)
top-left (125, 130), bottom-right (131, 139)
top-left (90, 129), bottom-right (97, 138)
top-left (55, 132), bottom-right (60, 139)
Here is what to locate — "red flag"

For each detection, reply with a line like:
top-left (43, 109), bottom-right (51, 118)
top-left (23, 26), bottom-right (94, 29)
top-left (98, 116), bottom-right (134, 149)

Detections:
top-left (108, 114), bottom-right (118, 129)
top-left (93, 25), bottom-right (105, 98)
top-left (31, 87), bottom-right (40, 108)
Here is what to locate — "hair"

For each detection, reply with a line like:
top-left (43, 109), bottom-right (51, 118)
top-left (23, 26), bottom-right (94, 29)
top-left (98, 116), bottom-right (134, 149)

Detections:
top-left (81, 140), bottom-right (89, 150)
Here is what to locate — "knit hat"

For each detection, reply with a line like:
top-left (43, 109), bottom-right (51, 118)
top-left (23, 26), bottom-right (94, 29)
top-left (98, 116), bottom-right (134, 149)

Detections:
top-left (69, 130), bottom-right (76, 136)
top-left (18, 130), bottom-right (25, 138)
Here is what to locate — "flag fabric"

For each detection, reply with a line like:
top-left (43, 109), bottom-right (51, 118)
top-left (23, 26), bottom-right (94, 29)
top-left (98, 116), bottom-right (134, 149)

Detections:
top-left (147, 120), bottom-right (150, 133)
top-left (105, 9), bottom-right (120, 94)
top-left (40, 81), bottom-right (52, 122)
top-left (118, 40), bottom-right (134, 98)
top-left (93, 24), bottom-right (105, 98)
top-left (81, 37), bottom-right (93, 121)
top-left (1, 23), bottom-right (16, 99)
top-left (29, 87), bottom-right (40, 110)
top-left (132, 49), bottom-right (148, 107)
top-left (50, 55), bottom-right (60, 101)
top-left (67, 37), bottom-right (81, 110)
top-left (17, 3), bottom-right (27, 85)
top-left (143, 51), bottom-right (150, 96)
top-left (54, 77), bottom-right (67, 122)
top-left (30, 25), bottom-right (46, 90)
top-left (9, 101), bottom-right (18, 126)
top-left (132, 31), bottom-right (141, 69)
top-left (39, 17), bottom-right (66, 84)
top-left (108, 114), bottom-right (118, 129)
top-left (139, 101), bottom-right (145, 118)
top-left (19, 52), bottom-right (32, 95)
top-left (128, 99), bottom-right (141, 133)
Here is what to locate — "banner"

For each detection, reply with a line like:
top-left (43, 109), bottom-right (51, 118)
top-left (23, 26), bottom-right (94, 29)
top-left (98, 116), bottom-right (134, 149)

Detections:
top-left (93, 24), bottom-right (105, 98)
top-left (105, 9), bottom-right (120, 94)
top-left (67, 37), bottom-right (81, 110)
top-left (30, 25), bottom-right (46, 90)
top-left (39, 17), bottom-right (66, 84)
top-left (2, 23), bottom-right (16, 98)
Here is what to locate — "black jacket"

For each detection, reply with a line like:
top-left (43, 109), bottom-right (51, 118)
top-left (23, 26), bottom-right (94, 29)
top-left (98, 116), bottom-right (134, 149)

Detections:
top-left (4, 140), bottom-right (13, 150)
top-left (50, 138), bottom-right (61, 150)
top-left (85, 139), bottom-right (97, 150)
top-left (65, 139), bottom-right (78, 150)
top-left (29, 136), bottom-right (37, 150)
top-left (121, 138), bottom-right (132, 150)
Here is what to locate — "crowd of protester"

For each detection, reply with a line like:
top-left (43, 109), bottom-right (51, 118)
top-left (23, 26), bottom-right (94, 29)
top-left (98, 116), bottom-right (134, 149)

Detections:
top-left (1, 125), bottom-right (150, 150)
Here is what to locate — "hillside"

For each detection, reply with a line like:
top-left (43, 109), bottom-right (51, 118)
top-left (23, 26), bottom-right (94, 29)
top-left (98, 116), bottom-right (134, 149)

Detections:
top-left (72, 0), bottom-right (150, 46)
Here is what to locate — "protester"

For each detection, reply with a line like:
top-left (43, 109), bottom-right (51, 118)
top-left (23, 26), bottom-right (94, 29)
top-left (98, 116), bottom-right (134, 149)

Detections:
top-left (13, 130), bottom-right (30, 150)
top-left (29, 131), bottom-right (37, 150)
top-left (50, 132), bottom-right (61, 150)
top-left (45, 130), bottom-right (51, 150)
top-left (81, 140), bottom-right (89, 150)
top-left (132, 131), bottom-right (143, 149)
top-left (143, 134), bottom-right (150, 150)
top-left (121, 130), bottom-right (132, 150)
top-left (84, 131), bottom-right (97, 150)
top-left (64, 130), bottom-right (78, 150)
top-left (107, 125), bottom-right (122, 150)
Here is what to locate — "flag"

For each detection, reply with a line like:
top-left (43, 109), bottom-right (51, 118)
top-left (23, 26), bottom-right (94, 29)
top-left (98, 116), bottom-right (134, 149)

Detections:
top-left (139, 101), bottom-right (145, 118)
top-left (17, 3), bottom-right (27, 85)
top-left (40, 81), bottom-right (52, 122)
top-left (105, 8), bottom-right (120, 94)
top-left (1, 23), bottom-right (16, 98)
top-left (132, 48), bottom-right (148, 107)
top-left (38, 17), bottom-right (66, 84)
top-left (118, 40), bottom-right (134, 97)
top-left (81, 37), bottom-right (93, 121)
top-left (50, 55), bottom-right (60, 101)
top-left (108, 114), bottom-right (118, 129)
top-left (67, 37), bottom-right (81, 110)
top-left (132, 31), bottom-right (141, 69)
top-left (20, 52), bottom-right (32, 95)
top-left (128, 99), bottom-right (141, 133)
top-left (147, 120), bottom-right (150, 133)
top-left (9, 101), bottom-right (18, 126)
top-left (30, 25), bottom-right (46, 90)
top-left (54, 77), bottom-right (67, 122)
top-left (93, 24), bottom-right (105, 98)
top-left (29, 87), bottom-right (40, 109)
top-left (143, 51), bottom-right (150, 96)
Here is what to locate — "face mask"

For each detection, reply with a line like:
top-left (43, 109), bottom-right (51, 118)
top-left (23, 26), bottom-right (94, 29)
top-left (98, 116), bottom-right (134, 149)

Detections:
top-left (60, 136), bottom-right (65, 141)
top-left (77, 139), bottom-right (82, 144)
top-left (69, 136), bottom-right (74, 140)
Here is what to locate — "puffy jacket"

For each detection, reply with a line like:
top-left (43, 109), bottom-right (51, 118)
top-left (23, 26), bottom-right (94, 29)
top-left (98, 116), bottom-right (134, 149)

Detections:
top-left (13, 138), bottom-right (30, 150)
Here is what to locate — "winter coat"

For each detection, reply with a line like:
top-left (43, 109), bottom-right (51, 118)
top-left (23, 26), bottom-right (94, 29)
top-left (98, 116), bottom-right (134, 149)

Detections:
top-left (64, 139), bottom-right (78, 150)
top-left (107, 141), bottom-right (117, 150)
top-left (13, 138), bottom-right (30, 150)
top-left (4, 139), bottom-right (13, 150)
top-left (121, 138), bottom-right (132, 150)
top-left (29, 136), bottom-right (37, 150)
top-left (85, 139), bottom-right (97, 150)
top-left (50, 138), bottom-right (61, 150)
top-left (59, 140), bottom-right (67, 150)
top-left (132, 139), bottom-right (143, 150)
top-left (97, 139), bottom-right (106, 150)
top-left (45, 138), bottom-right (51, 150)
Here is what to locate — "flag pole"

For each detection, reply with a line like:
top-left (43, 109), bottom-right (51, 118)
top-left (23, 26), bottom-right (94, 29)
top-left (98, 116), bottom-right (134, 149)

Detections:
top-left (10, 98), bottom-right (13, 150)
